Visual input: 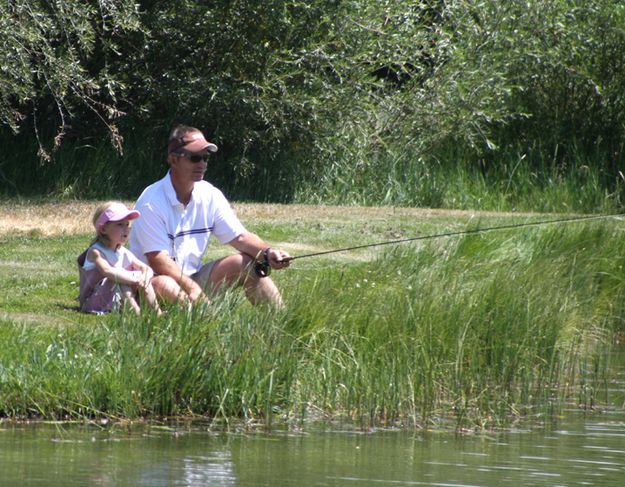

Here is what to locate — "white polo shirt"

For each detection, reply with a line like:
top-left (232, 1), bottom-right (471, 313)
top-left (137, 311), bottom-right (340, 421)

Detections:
top-left (129, 172), bottom-right (246, 275)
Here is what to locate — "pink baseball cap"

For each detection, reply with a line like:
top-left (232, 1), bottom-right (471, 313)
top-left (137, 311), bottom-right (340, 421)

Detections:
top-left (168, 131), bottom-right (218, 154)
top-left (95, 202), bottom-right (140, 233)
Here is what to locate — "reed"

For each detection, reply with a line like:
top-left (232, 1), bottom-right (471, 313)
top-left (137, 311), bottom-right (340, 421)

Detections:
top-left (3, 127), bottom-right (622, 214)
top-left (292, 148), bottom-right (623, 213)
top-left (1, 218), bottom-right (624, 430)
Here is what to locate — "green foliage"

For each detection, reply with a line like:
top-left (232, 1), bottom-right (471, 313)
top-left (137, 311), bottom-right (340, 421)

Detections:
top-left (1, 0), bottom-right (625, 208)
top-left (291, 0), bottom-right (625, 209)
top-left (0, 0), bottom-right (143, 156)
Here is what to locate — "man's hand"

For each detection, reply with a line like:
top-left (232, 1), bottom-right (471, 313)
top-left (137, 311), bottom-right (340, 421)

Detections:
top-left (187, 285), bottom-right (211, 305)
top-left (229, 232), bottom-right (292, 272)
top-left (266, 248), bottom-right (291, 269)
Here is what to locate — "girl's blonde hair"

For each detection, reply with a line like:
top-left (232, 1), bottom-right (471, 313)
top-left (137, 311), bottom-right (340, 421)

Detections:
top-left (92, 201), bottom-right (119, 243)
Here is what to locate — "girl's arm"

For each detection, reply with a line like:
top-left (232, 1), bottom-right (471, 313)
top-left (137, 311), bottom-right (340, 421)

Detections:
top-left (89, 248), bottom-right (141, 287)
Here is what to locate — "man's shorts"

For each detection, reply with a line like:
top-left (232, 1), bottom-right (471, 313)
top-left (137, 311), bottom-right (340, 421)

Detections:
top-left (190, 261), bottom-right (217, 290)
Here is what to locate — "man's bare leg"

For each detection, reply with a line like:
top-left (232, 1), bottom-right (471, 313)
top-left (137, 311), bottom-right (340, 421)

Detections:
top-left (205, 253), bottom-right (284, 306)
top-left (151, 275), bottom-right (190, 304)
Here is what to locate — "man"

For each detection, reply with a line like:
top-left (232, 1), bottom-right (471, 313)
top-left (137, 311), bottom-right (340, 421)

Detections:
top-left (129, 124), bottom-right (290, 307)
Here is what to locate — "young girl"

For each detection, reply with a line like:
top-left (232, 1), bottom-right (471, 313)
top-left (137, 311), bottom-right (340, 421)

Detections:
top-left (78, 201), bottom-right (162, 315)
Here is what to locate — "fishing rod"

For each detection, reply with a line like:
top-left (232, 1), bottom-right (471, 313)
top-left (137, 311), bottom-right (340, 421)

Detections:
top-left (255, 212), bottom-right (623, 276)
top-left (291, 212), bottom-right (624, 260)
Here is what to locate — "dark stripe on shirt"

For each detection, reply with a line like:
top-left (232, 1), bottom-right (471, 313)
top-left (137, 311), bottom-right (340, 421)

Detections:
top-left (167, 227), bottom-right (213, 240)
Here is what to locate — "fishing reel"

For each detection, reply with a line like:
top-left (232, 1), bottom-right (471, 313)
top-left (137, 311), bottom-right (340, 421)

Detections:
top-left (254, 248), bottom-right (271, 278)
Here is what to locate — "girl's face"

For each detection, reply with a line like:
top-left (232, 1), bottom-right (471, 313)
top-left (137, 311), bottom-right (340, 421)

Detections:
top-left (101, 218), bottom-right (131, 248)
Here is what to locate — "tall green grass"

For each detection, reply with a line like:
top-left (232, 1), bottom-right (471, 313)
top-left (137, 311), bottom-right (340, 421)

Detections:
top-left (3, 126), bottom-right (624, 214)
top-left (292, 146), bottom-right (625, 213)
top-left (1, 221), bottom-right (624, 429)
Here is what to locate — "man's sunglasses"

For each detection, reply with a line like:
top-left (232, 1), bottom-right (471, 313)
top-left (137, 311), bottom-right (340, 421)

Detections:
top-left (173, 152), bottom-right (209, 163)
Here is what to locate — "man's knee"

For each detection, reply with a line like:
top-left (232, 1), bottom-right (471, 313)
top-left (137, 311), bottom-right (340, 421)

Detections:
top-left (208, 253), bottom-right (255, 286)
top-left (152, 275), bottom-right (183, 301)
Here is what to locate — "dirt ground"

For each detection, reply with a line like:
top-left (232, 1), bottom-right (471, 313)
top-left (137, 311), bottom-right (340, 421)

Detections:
top-left (0, 200), bottom-right (529, 237)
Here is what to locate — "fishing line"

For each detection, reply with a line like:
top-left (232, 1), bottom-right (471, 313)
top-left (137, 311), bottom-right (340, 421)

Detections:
top-left (288, 212), bottom-right (624, 261)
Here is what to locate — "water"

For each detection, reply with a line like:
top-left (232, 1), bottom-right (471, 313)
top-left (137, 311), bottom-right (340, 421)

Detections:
top-left (2, 412), bottom-right (625, 486)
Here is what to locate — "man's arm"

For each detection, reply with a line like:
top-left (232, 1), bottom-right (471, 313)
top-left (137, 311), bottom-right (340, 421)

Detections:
top-left (145, 250), bottom-right (206, 301)
top-left (228, 231), bottom-right (291, 269)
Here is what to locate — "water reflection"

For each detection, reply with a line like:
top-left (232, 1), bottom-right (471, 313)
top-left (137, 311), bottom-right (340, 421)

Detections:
top-left (138, 450), bottom-right (236, 487)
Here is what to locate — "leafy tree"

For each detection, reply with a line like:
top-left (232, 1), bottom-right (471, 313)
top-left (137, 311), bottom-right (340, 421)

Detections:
top-left (1, 0), bottom-right (624, 206)
top-left (0, 0), bottom-right (143, 158)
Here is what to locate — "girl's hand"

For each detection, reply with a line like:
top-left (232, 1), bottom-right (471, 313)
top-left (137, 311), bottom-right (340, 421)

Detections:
top-left (140, 267), bottom-right (153, 289)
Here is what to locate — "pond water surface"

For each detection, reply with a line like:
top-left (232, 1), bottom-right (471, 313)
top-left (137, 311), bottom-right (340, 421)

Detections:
top-left (2, 410), bottom-right (625, 486)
